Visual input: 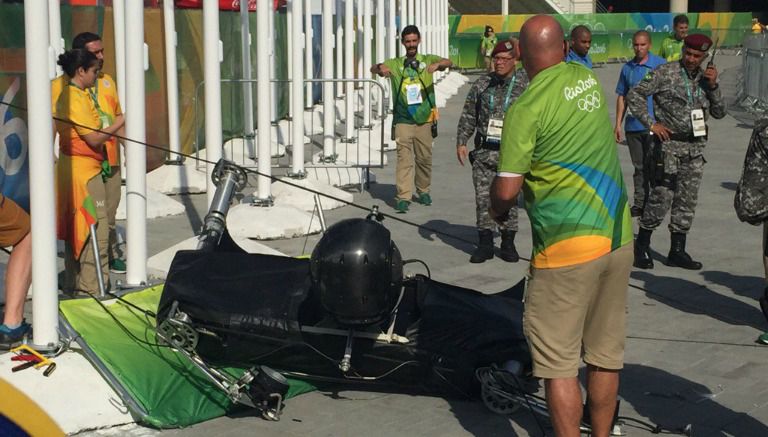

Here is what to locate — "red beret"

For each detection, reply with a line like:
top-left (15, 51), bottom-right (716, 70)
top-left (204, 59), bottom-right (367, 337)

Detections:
top-left (683, 34), bottom-right (713, 51)
top-left (491, 40), bottom-right (515, 57)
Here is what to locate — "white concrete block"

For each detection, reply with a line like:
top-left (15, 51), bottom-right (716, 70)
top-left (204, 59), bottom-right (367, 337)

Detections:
top-left (146, 161), bottom-right (208, 195)
top-left (271, 177), bottom-right (353, 212)
top-left (305, 165), bottom-right (373, 188)
top-left (116, 186), bottom-right (185, 220)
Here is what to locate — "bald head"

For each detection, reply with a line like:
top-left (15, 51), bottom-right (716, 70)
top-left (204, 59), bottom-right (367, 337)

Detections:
top-left (519, 15), bottom-right (566, 79)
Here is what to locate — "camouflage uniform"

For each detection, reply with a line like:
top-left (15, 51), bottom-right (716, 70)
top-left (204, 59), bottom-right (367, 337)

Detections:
top-left (457, 68), bottom-right (529, 231)
top-left (735, 119), bottom-right (768, 225)
top-left (627, 60), bottom-right (726, 233)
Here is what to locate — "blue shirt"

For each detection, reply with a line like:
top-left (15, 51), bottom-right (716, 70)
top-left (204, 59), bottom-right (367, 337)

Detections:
top-left (615, 53), bottom-right (665, 132)
top-left (565, 49), bottom-right (592, 69)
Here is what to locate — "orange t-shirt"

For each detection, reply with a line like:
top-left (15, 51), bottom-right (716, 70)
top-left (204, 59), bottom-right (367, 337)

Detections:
top-left (54, 84), bottom-right (105, 162)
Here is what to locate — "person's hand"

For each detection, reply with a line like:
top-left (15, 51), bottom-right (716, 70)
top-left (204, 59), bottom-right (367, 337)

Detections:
top-left (457, 144), bottom-right (468, 166)
top-left (427, 62), bottom-right (441, 74)
top-left (650, 122), bottom-right (671, 142)
top-left (703, 64), bottom-right (718, 89)
top-left (378, 64), bottom-right (392, 77)
top-left (614, 125), bottom-right (623, 143)
top-left (113, 114), bottom-right (125, 128)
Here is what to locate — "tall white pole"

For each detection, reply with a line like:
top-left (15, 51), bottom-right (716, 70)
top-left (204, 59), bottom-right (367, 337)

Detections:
top-left (25, 0), bottom-right (58, 348)
top-left (287, 1), bottom-right (294, 117)
top-left (322, 0), bottom-right (335, 157)
top-left (362, 0), bottom-right (372, 127)
top-left (344, 0), bottom-right (355, 142)
top-left (240, 0), bottom-right (255, 159)
top-left (414, 0), bottom-right (421, 33)
top-left (305, 0), bottom-right (314, 108)
top-left (268, 5), bottom-right (278, 123)
top-left (387, 0), bottom-right (396, 60)
top-left (398, 0), bottom-right (406, 56)
top-left (501, 0), bottom-right (508, 16)
top-left (335, 0), bottom-right (344, 99)
top-left (164, 0), bottom-right (181, 160)
top-left (291, 0), bottom-right (305, 175)
top-left (375, 0), bottom-right (385, 115)
top-left (48, 0), bottom-right (62, 78)
top-left (203, 0), bottom-right (222, 206)
top-left (257, 0), bottom-right (273, 199)
top-left (407, 0), bottom-right (414, 26)
top-left (125, 0), bottom-right (147, 286)
top-left (113, 0), bottom-right (126, 105)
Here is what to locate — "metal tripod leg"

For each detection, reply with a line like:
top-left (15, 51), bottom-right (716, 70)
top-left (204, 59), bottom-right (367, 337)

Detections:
top-left (89, 223), bottom-right (107, 298)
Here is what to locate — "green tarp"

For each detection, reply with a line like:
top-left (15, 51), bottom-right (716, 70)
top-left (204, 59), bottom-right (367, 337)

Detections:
top-left (59, 286), bottom-right (315, 428)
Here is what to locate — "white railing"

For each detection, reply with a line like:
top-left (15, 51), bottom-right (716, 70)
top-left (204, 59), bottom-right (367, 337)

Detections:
top-left (542, 0), bottom-right (595, 14)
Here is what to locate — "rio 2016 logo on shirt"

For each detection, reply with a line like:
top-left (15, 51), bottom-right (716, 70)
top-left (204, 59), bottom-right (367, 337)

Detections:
top-left (563, 77), bottom-right (598, 101)
top-left (577, 90), bottom-right (602, 113)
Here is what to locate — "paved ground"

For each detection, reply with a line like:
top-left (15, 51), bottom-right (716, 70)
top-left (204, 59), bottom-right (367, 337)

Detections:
top-left (9, 53), bottom-right (768, 436)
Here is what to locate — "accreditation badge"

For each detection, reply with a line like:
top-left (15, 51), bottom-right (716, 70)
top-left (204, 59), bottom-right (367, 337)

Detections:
top-left (690, 109), bottom-right (706, 137)
top-left (405, 83), bottom-right (423, 105)
top-left (486, 118), bottom-right (504, 144)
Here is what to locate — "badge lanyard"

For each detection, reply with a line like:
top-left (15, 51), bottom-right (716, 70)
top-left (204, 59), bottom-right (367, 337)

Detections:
top-left (488, 75), bottom-right (517, 114)
top-left (680, 66), bottom-right (702, 106)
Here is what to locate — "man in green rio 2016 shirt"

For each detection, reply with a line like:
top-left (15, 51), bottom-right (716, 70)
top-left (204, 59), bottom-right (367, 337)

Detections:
top-left (490, 15), bottom-right (633, 437)
top-left (372, 25), bottom-right (452, 214)
top-left (659, 14), bottom-right (689, 62)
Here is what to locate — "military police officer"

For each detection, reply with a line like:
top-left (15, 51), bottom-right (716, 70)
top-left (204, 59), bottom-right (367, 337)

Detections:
top-left (456, 40), bottom-right (529, 263)
top-left (627, 34), bottom-right (726, 270)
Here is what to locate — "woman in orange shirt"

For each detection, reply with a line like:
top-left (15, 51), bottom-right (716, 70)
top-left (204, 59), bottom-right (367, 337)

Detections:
top-left (55, 49), bottom-right (124, 294)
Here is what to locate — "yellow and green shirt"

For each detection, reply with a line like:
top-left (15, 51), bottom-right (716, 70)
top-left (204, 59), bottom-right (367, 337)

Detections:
top-left (498, 62), bottom-right (632, 268)
top-left (383, 54), bottom-right (442, 125)
top-left (659, 35), bottom-right (685, 62)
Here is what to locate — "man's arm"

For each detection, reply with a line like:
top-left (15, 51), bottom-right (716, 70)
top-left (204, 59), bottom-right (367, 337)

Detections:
top-left (371, 61), bottom-right (393, 77)
top-left (427, 57), bottom-right (453, 74)
top-left (626, 71), bottom-right (659, 130)
top-left (703, 65), bottom-right (726, 119)
top-left (490, 175), bottom-right (524, 222)
top-left (614, 94), bottom-right (626, 143)
top-left (456, 80), bottom-right (482, 166)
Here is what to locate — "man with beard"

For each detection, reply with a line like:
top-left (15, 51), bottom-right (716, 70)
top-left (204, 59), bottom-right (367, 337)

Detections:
top-left (371, 25), bottom-right (452, 213)
top-left (659, 14), bottom-right (689, 62)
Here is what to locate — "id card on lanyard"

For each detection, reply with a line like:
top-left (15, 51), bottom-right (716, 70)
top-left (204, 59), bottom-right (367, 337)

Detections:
top-left (89, 80), bottom-right (113, 128)
top-left (484, 76), bottom-right (517, 144)
top-left (681, 66), bottom-right (706, 137)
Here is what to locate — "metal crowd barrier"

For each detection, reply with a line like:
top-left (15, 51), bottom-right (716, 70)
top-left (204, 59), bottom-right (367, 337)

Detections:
top-left (742, 33), bottom-right (768, 109)
top-left (192, 78), bottom-right (388, 178)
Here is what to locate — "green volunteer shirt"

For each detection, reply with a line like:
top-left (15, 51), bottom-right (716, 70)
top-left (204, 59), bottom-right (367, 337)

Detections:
top-left (498, 62), bottom-right (632, 269)
top-left (659, 35), bottom-right (684, 62)
top-left (383, 54), bottom-right (442, 125)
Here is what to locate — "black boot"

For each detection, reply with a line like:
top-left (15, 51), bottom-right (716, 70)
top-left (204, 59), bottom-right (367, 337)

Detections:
top-left (634, 228), bottom-right (654, 269)
top-left (499, 230), bottom-right (520, 263)
top-left (666, 232), bottom-right (702, 270)
top-left (470, 230), bottom-right (494, 263)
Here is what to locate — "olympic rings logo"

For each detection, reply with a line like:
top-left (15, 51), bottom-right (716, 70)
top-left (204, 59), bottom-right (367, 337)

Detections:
top-left (577, 90), bottom-right (601, 112)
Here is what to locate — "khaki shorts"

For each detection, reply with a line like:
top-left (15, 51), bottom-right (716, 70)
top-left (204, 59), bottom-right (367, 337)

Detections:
top-left (0, 195), bottom-right (30, 247)
top-left (523, 243), bottom-right (633, 379)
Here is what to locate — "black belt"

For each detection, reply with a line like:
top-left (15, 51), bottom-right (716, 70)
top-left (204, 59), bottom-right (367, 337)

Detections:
top-left (667, 133), bottom-right (706, 142)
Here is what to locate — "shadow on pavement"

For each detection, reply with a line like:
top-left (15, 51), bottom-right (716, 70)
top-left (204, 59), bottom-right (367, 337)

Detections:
top-left (417, 219), bottom-right (477, 255)
top-left (620, 363), bottom-right (768, 436)
top-left (632, 271), bottom-right (766, 331)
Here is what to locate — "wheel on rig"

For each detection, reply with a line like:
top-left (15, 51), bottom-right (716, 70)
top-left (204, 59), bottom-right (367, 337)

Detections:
top-left (480, 378), bottom-right (521, 415)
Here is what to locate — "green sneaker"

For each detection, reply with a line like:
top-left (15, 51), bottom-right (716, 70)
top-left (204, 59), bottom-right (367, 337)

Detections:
top-left (110, 258), bottom-right (127, 274)
top-left (758, 331), bottom-right (768, 345)
top-left (417, 192), bottom-right (432, 206)
top-left (395, 200), bottom-right (410, 213)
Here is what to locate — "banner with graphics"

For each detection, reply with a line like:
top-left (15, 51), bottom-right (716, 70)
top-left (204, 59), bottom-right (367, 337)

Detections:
top-left (449, 12), bottom-right (753, 69)
top-left (0, 77), bottom-right (29, 211)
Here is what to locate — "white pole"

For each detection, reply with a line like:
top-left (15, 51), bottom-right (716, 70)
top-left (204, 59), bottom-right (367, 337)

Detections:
top-left (287, 1), bottom-right (294, 117)
top-left (387, 0), bottom-right (396, 60)
top-left (48, 0), bottom-right (62, 78)
top-left (501, 0), bottom-right (508, 16)
top-left (125, 0), bottom-right (147, 286)
top-left (113, 0), bottom-right (126, 105)
top-left (344, 0), bottom-right (355, 142)
top-left (375, 0), bottom-right (385, 115)
top-left (398, 0), bottom-right (405, 56)
top-left (203, 0), bottom-right (222, 206)
top-left (240, 0), bottom-right (255, 159)
top-left (335, 0), bottom-right (344, 99)
top-left (407, 0), bottom-right (414, 26)
top-left (362, 0), bottom-right (372, 127)
top-left (257, 0), bottom-right (273, 199)
top-left (356, 1), bottom-right (363, 88)
top-left (305, 0), bottom-right (314, 108)
top-left (164, 0), bottom-right (181, 161)
top-left (268, 5), bottom-right (278, 123)
top-left (25, 0), bottom-right (58, 348)
top-left (322, 0), bottom-right (335, 156)
top-left (291, 0), bottom-right (305, 175)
